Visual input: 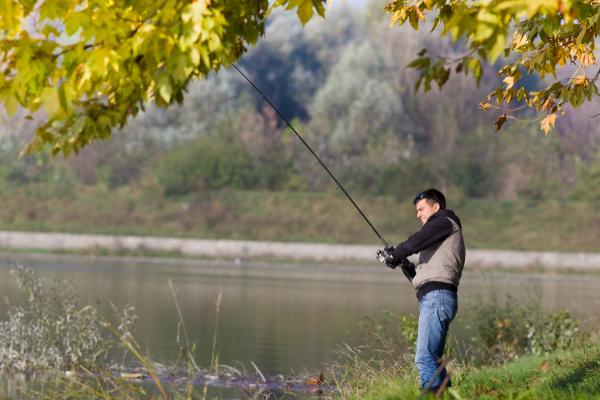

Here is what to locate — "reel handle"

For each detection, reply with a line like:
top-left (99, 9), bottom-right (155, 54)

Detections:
top-left (376, 248), bottom-right (393, 263)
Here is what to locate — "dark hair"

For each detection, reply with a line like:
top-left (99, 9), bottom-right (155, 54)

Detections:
top-left (413, 189), bottom-right (446, 209)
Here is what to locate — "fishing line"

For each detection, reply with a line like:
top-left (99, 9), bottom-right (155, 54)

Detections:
top-left (232, 63), bottom-right (389, 247)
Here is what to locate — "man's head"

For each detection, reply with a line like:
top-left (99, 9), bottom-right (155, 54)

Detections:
top-left (413, 189), bottom-right (446, 225)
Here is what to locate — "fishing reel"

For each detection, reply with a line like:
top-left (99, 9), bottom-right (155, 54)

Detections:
top-left (376, 247), bottom-right (394, 264)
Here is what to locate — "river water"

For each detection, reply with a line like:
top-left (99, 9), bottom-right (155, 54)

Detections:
top-left (0, 254), bottom-right (599, 387)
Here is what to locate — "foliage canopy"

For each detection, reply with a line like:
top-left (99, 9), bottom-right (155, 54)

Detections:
top-left (3, 4), bottom-right (596, 204)
top-left (0, 0), bottom-right (325, 155)
top-left (386, 0), bottom-right (600, 133)
top-left (3, 0), bottom-right (600, 154)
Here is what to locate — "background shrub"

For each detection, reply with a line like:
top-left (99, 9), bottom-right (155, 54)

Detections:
top-left (0, 266), bottom-right (136, 373)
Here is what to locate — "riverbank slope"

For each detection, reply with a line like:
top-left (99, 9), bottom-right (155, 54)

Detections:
top-left (2, 187), bottom-right (598, 252)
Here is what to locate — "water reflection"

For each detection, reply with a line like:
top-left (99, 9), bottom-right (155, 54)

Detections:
top-left (0, 254), bottom-right (598, 376)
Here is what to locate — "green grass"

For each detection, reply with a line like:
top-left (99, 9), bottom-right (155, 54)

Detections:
top-left (455, 346), bottom-right (600, 399)
top-left (359, 344), bottom-right (600, 400)
top-left (0, 184), bottom-right (597, 252)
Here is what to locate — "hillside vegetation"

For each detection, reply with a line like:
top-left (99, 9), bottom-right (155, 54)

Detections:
top-left (0, 185), bottom-right (597, 252)
top-left (0, 3), bottom-right (598, 251)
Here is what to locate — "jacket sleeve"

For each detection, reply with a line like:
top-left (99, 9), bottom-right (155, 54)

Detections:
top-left (391, 215), bottom-right (455, 260)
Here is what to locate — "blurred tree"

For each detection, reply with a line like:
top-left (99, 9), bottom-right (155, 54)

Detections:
top-left (386, 0), bottom-right (600, 133)
top-left (309, 39), bottom-right (418, 160)
top-left (153, 106), bottom-right (296, 195)
top-left (569, 152), bottom-right (600, 202)
top-left (122, 68), bottom-right (252, 146)
top-left (239, 12), bottom-right (322, 121)
top-left (1, 1), bottom-right (597, 202)
top-left (67, 133), bottom-right (158, 187)
top-left (0, 0), bottom-right (326, 155)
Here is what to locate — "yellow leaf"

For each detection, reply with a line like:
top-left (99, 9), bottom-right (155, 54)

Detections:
top-left (579, 51), bottom-right (595, 67)
top-left (0, 90), bottom-right (19, 115)
top-left (191, 47), bottom-right (200, 65)
top-left (489, 33), bottom-right (507, 62)
top-left (297, 0), bottom-right (314, 25)
top-left (503, 76), bottom-right (515, 90)
top-left (479, 101), bottom-right (492, 111)
top-left (527, 0), bottom-right (559, 18)
top-left (540, 113), bottom-right (557, 135)
top-left (511, 32), bottom-right (528, 49)
top-left (572, 75), bottom-right (588, 86)
top-left (41, 87), bottom-right (62, 118)
top-left (157, 76), bottom-right (172, 103)
top-left (77, 64), bottom-right (92, 90)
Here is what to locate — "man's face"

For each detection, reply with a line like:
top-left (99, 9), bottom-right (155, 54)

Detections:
top-left (415, 198), bottom-right (440, 226)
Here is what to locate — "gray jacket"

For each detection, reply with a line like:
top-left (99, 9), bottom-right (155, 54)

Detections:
top-left (412, 216), bottom-right (465, 289)
top-left (390, 209), bottom-right (466, 290)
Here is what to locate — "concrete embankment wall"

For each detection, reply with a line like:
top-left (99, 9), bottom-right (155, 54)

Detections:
top-left (0, 230), bottom-right (598, 270)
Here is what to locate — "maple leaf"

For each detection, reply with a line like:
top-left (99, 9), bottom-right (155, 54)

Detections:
top-left (541, 113), bottom-right (557, 135)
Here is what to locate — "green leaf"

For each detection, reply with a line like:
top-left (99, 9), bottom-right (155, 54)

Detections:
top-left (406, 57), bottom-right (430, 70)
top-left (313, 0), bottom-right (326, 17)
top-left (157, 76), bottom-right (172, 103)
top-left (64, 11), bottom-right (88, 36)
top-left (58, 83), bottom-right (71, 114)
top-left (39, 1), bottom-right (62, 21)
top-left (436, 67), bottom-right (451, 88)
top-left (408, 11), bottom-right (419, 30)
top-left (488, 32), bottom-right (506, 62)
top-left (41, 87), bottom-right (62, 118)
top-left (473, 20), bottom-right (495, 41)
top-left (41, 24), bottom-right (60, 37)
top-left (517, 86), bottom-right (526, 101)
top-left (297, 0), bottom-right (314, 25)
top-left (468, 58), bottom-right (483, 83)
top-left (1, 91), bottom-right (19, 115)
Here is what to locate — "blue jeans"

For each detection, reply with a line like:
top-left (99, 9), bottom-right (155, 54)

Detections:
top-left (415, 289), bottom-right (458, 389)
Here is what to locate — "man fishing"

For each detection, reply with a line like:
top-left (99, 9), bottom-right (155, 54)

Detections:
top-left (381, 189), bottom-right (465, 392)
top-left (236, 65), bottom-right (465, 390)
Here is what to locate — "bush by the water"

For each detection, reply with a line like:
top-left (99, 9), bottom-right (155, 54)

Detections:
top-left (0, 266), bottom-right (136, 373)
top-left (356, 311), bottom-right (419, 358)
top-left (468, 294), bottom-right (585, 364)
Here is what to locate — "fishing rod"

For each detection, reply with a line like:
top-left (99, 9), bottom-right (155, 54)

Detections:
top-left (232, 63), bottom-right (391, 252)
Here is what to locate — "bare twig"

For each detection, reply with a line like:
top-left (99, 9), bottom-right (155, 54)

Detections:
top-left (251, 361), bottom-right (267, 383)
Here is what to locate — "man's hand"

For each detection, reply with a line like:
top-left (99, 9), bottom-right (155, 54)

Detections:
top-left (384, 245), bottom-right (395, 258)
top-left (378, 245), bottom-right (401, 269)
top-left (385, 258), bottom-right (399, 269)
top-left (377, 246), bottom-right (417, 280)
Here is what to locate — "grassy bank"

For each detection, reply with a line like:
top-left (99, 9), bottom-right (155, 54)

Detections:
top-left (333, 299), bottom-right (598, 400)
top-left (362, 343), bottom-right (600, 399)
top-left (0, 184), bottom-right (598, 252)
